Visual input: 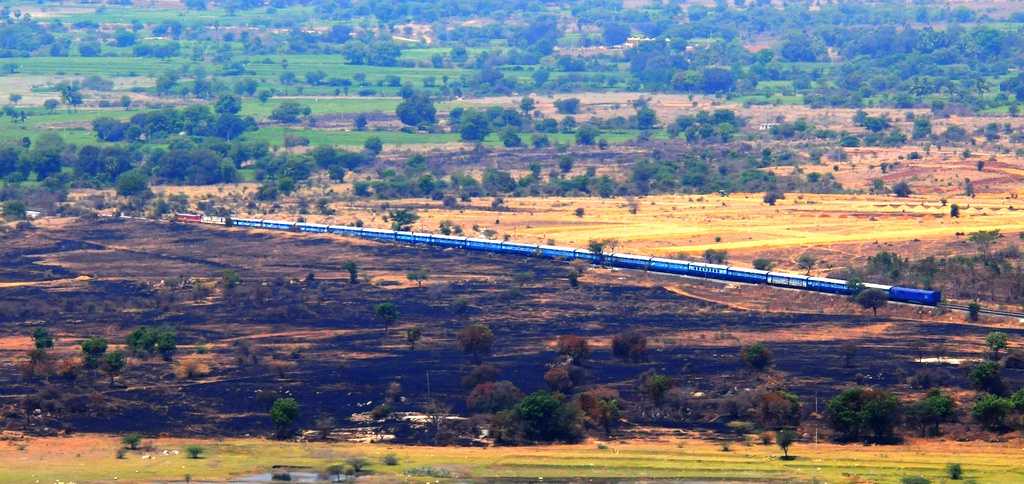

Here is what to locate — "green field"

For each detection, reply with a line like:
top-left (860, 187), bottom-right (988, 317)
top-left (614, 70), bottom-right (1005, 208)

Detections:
top-left (3, 436), bottom-right (1020, 483)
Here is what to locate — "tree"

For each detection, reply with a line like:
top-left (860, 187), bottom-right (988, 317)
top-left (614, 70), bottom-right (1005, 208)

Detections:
top-left (972, 393), bottom-right (1011, 430)
top-left (270, 397), bottom-right (300, 438)
top-left (126, 326), bottom-right (177, 359)
top-left (32, 328), bottom-right (54, 350)
top-left (575, 125), bottom-right (599, 145)
top-left (363, 136), bottom-right (383, 156)
top-left (776, 429), bottom-right (797, 459)
top-left (854, 288), bottom-right (888, 316)
top-left (554, 98), bottom-right (580, 114)
top-left (354, 113), bottom-right (368, 131)
top-left (459, 109), bottom-right (491, 142)
top-left (184, 445), bottom-right (204, 459)
top-left (639, 372), bottom-right (673, 407)
top-left (577, 387), bottom-right (621, 436)
top-left (43, 99), bottom-right (59, 113)
top-left (906, 389), bottom-right (955, 436)
top-left (740, 342), bottom-right (772, 371)
top-left (892, 181), bottom-right (912, 197)
top-left (950, 204), bottom-right (960, 218)
top-left (2, 200), bottom-right (27, 220)
top-left (342, 261), bottom-right (358, 284)
top-left (826, 387), bottom-right (901, 443)
top-left (468, 381), bottom-right (523, 414)
top-left (703, 249), bottom-right (727, 264)
top-left (511, 391), bottom-right (583, 443)
top-left (8, 93), bottom-right (21, 105)
top-left (374, 302), bottom-right (399, 333)
top-left (763, 190), bottom-right (784, 206)
top-left (986, 332), bottom-right (1008, 360)
top-left (80, 337), bottom-right (108, 369)
top-left (611, 331), bottom-right (647, 362)
top-left (968, 302), bottom-right (981, 322)
top-left (457, 323), bottom-right (494, 363)
top-left (101, 350), bottom-right (126, 385)
top-left (556, 335), bottom-right (590, 364)
top-left (115, 170), bottom-right (150, 198)
top-left (388, 209), bottom-right (419, 231)
top-left (968, 361), bottom-right (1004, 394)
top-left (797, 253), bottom-right (816, 274)
top-left (968, 230), bottom-right (1000, 253)
top-left (395, 91), bottom-right (436, 127)
top-left (121, 433), bottom-right (142, 450)
top-left (519, 96), bottom-right (535, 116)
top-left (405, 326), bottom-right (422, 350)
top-left (214, 95), bottom-right (242, 115)
top-left (406, 269), bottom-right (429, 287)
top-left (753, 258), bottom-right (774, 270)
top-left (269, 102), bottom-right (311, 123)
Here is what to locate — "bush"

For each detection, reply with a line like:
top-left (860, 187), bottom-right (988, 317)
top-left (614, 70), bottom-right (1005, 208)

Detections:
top-left (509, 391), bottom-right (583, 443)
top-left (406, 466), bottom-right (452, 478)
top-left (740, 343), bottom-right (772, 370)
top-left (968, 361), bottom-right (1004, 394)
top-left (947, 463), bottom-right (963, 480)
top-left (121, 433), bottom-right (142, 450)
top-left (381, 453), bottom-right (399, 466)
top-left (184, 445), bottom-right (204, 459)
top-left (900, 477), bottom-right (930, 484)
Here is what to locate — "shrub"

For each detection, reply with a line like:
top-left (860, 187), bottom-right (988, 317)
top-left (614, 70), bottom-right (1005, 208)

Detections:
top-left (121, 433), bottom-right (142, 450)
top-left (345, 456), bottom-right (370, 474)
top-left (947, 463), bottom-right (963, 480)
top-left (382, 453), bottom-right (399, 466)
top-left (184, 445), bottom-right (204, 459)
top-left (740, 343), bottom-right (772, 370)
top-left (173, 355), bottom-right (212, 380)
top-left (406, 466), bottom-right (452, 478)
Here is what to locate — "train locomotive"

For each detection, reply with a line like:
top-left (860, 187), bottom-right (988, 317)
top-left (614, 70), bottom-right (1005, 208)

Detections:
top-left (174, 213), bottom-right (941, 306)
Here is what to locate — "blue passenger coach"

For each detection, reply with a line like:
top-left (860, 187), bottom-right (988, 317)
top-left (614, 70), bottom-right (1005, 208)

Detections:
top-left (182, 214), bottom-right (943, 307)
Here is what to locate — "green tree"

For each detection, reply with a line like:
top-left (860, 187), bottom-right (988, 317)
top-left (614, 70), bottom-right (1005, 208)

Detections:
top-left (906, 389), bottom-right (955, 436)
top-left (511, 391), bottom-right (582, 443)
top-left (121, 433), bottom-right (142, 450)
top-left (388, 209), bottom-right (419, 231)
top-left (342, 261), bottom-right (358, 284)
top-left (459, 109), bottom-right (491, 142)
top-left (115, 170), bottom-right (150, 198)
top-left (972, 394), bottom-right (1011, 430)
top-left (968, 230), bottom-right (1000, 253)
top-left (32, 328), bottom-right (54, 350)
top-left (740, 342), bottom-right (772, 371)
top-left (405, 326), bottom-right (422, 350)
top-left (214, 94), bottom-right (242, 115)
top-left (969, 361), bottom-right (1004, 394)
top-left (80, 337), bottom-right (108, 369)
top-left (270, 397), bottom-right (300, 438)
top-left (395, 90), bottom-right (436, 127)
top-left (985, 332), bottom-right (1008, 359)
top-left (854, 288), bottom-right (888, 316)
top-left (826, 387), bottom-right (901, 443)
top-left (776, 429), bottom-right (797, 459)
top-left (101, 350), bottom-right (127, 385)
top-left (2, 200), bottom-right (27, 220)
top-left (374, 302), bottom-right (399, 333)
top-left (703, 249), bottom-right (727, 264)
top-left (797, 253), bottom-right (816, 274)
top-left (406, 269), bottom-right (429, 287)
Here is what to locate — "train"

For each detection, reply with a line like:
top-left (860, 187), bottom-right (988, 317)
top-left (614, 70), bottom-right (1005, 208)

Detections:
top-left (173, 213), bottom-right (942, 306)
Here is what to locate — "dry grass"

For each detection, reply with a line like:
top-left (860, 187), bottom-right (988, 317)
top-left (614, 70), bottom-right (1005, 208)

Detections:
top-left (173, 355), bottom-right (212, 380)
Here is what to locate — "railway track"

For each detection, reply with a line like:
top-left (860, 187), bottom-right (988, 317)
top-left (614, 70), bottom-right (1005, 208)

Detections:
top-left (940, 303), bottom-right (1024, 319)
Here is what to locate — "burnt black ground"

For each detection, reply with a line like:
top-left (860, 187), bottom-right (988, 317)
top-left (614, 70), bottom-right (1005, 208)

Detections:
top-left (0, 218), bottom-right (1020, 438)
